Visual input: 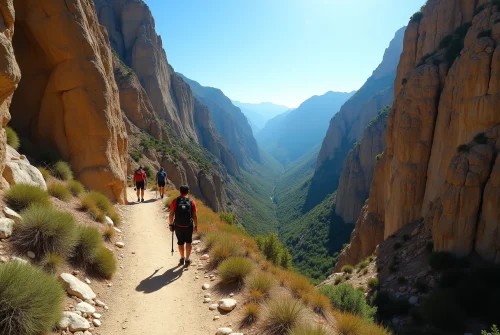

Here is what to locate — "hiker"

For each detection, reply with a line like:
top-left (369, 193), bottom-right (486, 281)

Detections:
top-left (133, 166), bottom-right (147, 202)
top-left (156, 167), bottom-right (168, 199)
top-left (169, 185), bottom-right (198, 266)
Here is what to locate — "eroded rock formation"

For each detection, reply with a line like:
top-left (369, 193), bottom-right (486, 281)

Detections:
top-left (336, 0), bottom-right (500, 270)
top-left (10, 0), bottom-right (128, 203)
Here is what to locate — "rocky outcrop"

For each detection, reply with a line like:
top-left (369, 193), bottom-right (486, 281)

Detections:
top-left (3, 145), bottom-right (46, 190)
top-left (10, 0), bottom-right (128, 203)
top-left (0, 0), bottom-right (21, 188)
top-left (335, 108), bottom-right (388, 223)
top-left (336, 0), bottom-right (500, 270)
top-left (308, 27), bottom-right (405, 209)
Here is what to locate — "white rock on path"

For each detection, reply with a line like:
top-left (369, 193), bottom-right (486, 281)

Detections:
top-left (58, 312), bottom-right (91, 332)
top-left (93, 319), bottom-right (102, 327)
top-left (204, 293), bottom-right (211, 298)
top-left (200, 254), bottom-right (209, 260)
top-left (209, 304), bottom-right (219, 311)
top-left (114, 227), bottom-right (122, 233)
top-left (59, 273), bottom-right (96, 300)
top-left (76, 302), bottom-right (96, 314)
top-left (202, 283), bottom-right (210, 290)
top-left (203, 298), bottom-right (211, 303)
top-left (218, 299), bottom-right (237, 311)
top-left (92, 313), bottom-right (102, 319)
top-left (0, 218), bottom-right (14, 239)
top-left (216, 328), bottom-right (233, 335)
top-left (3, 207), bottom-right (22, 222)
top-left (95, 299), bottom-right (107, 307)
top-left (105, 216), bottom-right (114, 227)
top-left (229, 333), bottom-right (244, 335)
top-left (192, 240), bottom-right (201, 245)
top-left (213, 315), bottom-right (220, 321)
top-left (115, 241), bottom-right (125, 248)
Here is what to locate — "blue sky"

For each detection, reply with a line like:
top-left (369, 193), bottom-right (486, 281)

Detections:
top-left (146, 0), bottom-right (426, 108)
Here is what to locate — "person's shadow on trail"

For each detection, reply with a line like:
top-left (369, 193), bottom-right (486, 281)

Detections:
top-left (136, 266), bottom-right (184, 294)
top-left (127, 198), bottom-right (159, 206)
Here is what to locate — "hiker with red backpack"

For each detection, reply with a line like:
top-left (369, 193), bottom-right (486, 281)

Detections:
top-left (169, 185), bottom-right (198, 266)
top-left (133, 166), bottom-right (147, 202)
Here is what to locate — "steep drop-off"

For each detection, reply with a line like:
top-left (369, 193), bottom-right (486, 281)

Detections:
top-left (336, 0), bottom-right (500, 270)
top-left (307, 27), bottom-right (405, 211)
top-left (10, 0), bottom-right (128, 203)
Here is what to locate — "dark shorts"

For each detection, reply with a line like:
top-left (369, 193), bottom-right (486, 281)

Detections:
top-left (135, 181), bottom-right (145, 190)
top-left (175, 226), bottom-right (193, 245)
top-left (158, 180), bottom-right (166, 187)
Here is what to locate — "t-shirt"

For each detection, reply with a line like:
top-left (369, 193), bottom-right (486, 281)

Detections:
top-left (170, 195), bottom-right (197, 214)
top-left (157, 171), bottom-right (167, 182)
top-left (133, 169), bottom-right (146, 182)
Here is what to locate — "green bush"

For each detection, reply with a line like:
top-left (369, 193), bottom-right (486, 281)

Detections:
top-left (103, 226), bottom-right (116, 242)
top-left (47, 182), bottom-right (71, 202)
top-left (66, 180), bottom-right (84, 196)
top-left (92, 247), bottom-right (117, 279)
top-left (209, 238), bottom-right (242, 265)
top-left (367, 278), bottom-right (379, 290)
top-left (0, 262), bottom-right (65, 335)
top-left (429, 252), bottom-right (456, 271)
top-left (419, 289), bottom-right (466, 331)
top-left (280, 248), bottom-right (292, 269)
top-left (334, 276), bottom-right (343, 285)
top-left (81, 191), bottom-right (120, 225)
top-left (12, 206), bottom-right (77, 257)
top-left (356, 260), bottom-right (369, 269)
top-left (320, 283), bottom-right (376, 319)
top-left (37, 167), bottom-right (50, 181)
top-left (247, 272), bottom-right (276, 296)
top-left (5, 126), bottom-right (20, 150)
top-left (4, 184), bottom-right (51, 211)
top-left (42, 252), bottom-right (63, 274)
top-left (143, 165), bottom-right (153, 179)
top-left (241, 302), bottom-right (260, 326)
top-left (288, 324), bottom-right (328, 335)
top-left (263, 295), bottom-right (305, 335)
top-left (73, 225), bottom-right (102, 265)
top-left (130, 151), bottom-right (142, 162)
top-left (375, 153), bottom-right (383, 161)
top-left (219, 211), bottom-right (236, 225)
top-left (52, 161), bottom-right (73, 181)
top-left (410, 11), bottom-right (423, 22)
top-left (482, 325), bottom-right (500, 335)
top-left (218, 257), bottom-right (253, 285)
top-left (341, 265), bottom-right (354, 274)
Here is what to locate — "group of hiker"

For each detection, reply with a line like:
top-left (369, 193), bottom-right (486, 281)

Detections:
top-left (133, 166), bottom-right (198, 265)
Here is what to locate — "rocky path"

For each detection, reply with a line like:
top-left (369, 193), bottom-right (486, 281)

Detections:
top-left (98, 188), bottom-right (214, 334)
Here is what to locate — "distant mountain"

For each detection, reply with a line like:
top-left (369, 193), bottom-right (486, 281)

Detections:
top-left (256, 91), bottom-right (355, 165)
top-left (232, 101), bottom-right (291, 132)
top-left (178, 73), bottom-right (260, 166)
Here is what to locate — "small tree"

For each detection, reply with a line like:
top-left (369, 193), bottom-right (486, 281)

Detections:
top-left (263, 233), bottom-right (282, 265)
top-left (280, 248), bottom-right (292, 269)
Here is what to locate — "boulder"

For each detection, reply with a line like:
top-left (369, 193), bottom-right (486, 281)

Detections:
top-left (0, 218), bottom-right (14, 239)
top-left (218, 298), bottom-right (237, 311)
top-left (76, 302), bottom-right (96, 314)
top-left (3, 207), bottom-right (21, 222)
top-left (58, 312), bottom-right (91, 332)
top-left (59, 273), bottom-right (96, 300)
top-left (3, 146), bottom-right (47, 190)
top-left (216, 328), bottom-right (233, 335)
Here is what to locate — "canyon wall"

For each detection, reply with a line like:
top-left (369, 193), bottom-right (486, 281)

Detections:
top-left (336, 0), bottom-right (500, 270)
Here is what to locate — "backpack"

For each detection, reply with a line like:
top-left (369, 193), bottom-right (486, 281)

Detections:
top-left (157, 171), bottom-right (167, 182)
top-left (174, 196), bottom-right (193, 227)
top-left (134, 169), bottom-right (144, 182)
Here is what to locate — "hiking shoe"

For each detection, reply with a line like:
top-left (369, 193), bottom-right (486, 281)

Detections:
top-left (141, 198), bottom-right (144, 202)
top-left (161, 194), bottom-right (164, 199)
top-left (179, 257), bottom-right (185, 265)
top-left (185, 259), bottom-right (191, 266)
top-left (137, 197), bottom-right (140, 202)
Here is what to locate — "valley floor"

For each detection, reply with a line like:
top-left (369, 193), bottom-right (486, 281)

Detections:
top-left (97, 188), bottom-right (225, 335)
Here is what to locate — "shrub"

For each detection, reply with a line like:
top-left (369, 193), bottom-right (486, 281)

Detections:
top-left (81, 196), bottom-right (105, 222)
top-left (5, 126), bottom-right (20, 150)
top-left (375, 153), bottom-right (383, 161)
top-left (0, 262), bottom-right (65, 335)
top-left (130, 151), bottom-right (142, 162)
top-left (362, 268), bottom-right (369, 275)
top-left (13, 206), bottom-right (77, 257)
top-left (42, 252), bottom-right (63, 274)
top-left (478, 29), bottom-right (492, 39)
top-left (482, 325), bottom-right (500, 335)
top-left (401, 78), bottom-right (407, 85)
top-left (164, 194), bottom-right (177, 208)
top-left (47, 182), bottom-right (71, 202)
top-left (334, 276), bottom-right (343, 285)
top-left (103, 226), bottom-right (116, 242)
top-left (92, 247), bottom-right (117, 279)
top-left (80, 191), bottom-right (120, 224)
top-left (429, 252), bottom-right (456, 271)
top-left (288, 275), bottom-right (314, 298)
top-left (393, 242), bottom-right (402, 250)
top-left (241, 302), bottom-right (260, 326)
top-left (218, 257), bottom-right (253, 285)
top-left (319, 283), bottom-right (376, 319)
top-left (210, 238), bottom-right (242, 265)
top-left (37, 167), bottom-right (50, 181)
top-left (280, 248), bottom-right (292, 269)
top-left (439, 34), bottom-right (453, 49)
top-left (52, 161), bottom-right (73, 181)
top-left (263, 295), bottom-right (305, 335)
top-left (288, 324), bottom-right (328, 335)
top-left (419, 289), bottom-right (466, 331)
top-left (73, 225), bottom-right (102, 265)
top-left (357, 260), bottom-right (369, 269)
top-left (249, 289), bottom-right (265, 303)
top-left (367, 278), bottom-right (379, 290)
top-left (67, 180), bottom-right (84, 196)
top-left (308, 292), bottom-right (331, 317)
top-left (247, 272), bottom-right (275, 296)
top-left (143, 165), bottom-right (153, 179)
top-left (219, 211), bottom-right (237, 225)
top-left (86, 191), bottom-right (112, 213)
top-left (4, 184), bottom-right (51, 211)
top-left (474, 132), bottom-right (488, 144)
top-left (410, 11), bottom-right (423, 22)
top-left (342, 265), bottom-right (354, 274)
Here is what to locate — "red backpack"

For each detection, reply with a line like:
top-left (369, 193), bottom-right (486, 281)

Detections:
top-left (134, 169), bottom-right (144, 182)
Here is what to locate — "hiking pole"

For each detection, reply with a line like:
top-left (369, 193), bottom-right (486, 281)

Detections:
top-left (171, 223), bottom-right (174, 256)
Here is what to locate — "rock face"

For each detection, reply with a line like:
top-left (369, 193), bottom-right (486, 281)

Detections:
top-left (335, 107), bottom-right (388, 223)
top-left (0, 0), bottom-right (20, 189)
top-left (308, 27), bottom-right (405, 210)
top-left (10, 0), bottom-right (128, 203)
top-left (336, 1), bottom-right (500, 270)
top-left (3, 145), bottom-right (46, 190)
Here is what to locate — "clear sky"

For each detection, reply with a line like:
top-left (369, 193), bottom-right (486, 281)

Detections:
top-left (145, 0), bottom-right (426, 108)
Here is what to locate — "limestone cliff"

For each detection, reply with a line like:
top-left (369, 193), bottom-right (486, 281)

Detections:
top-left (335, 107), bottom-right (388, 224)
top-left (307, 27), bottom-right (405, 210)
top-left (336, 0), bottom-right (500, 270)
top-left (0, 0), bottom-right (20, 188)
top-left (10, 0), bottom-right (128, 203)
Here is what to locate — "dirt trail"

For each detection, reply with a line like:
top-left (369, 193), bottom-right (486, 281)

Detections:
top-left (98, 188), bottom-right (214, 334)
